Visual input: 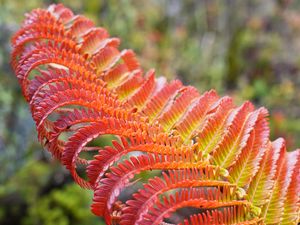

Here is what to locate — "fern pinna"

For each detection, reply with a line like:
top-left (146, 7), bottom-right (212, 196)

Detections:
top-left (11, 4), bottom-right (299, 225)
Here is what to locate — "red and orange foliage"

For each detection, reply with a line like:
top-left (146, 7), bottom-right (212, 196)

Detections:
top-left (11, 4), bottom-right (299, 225)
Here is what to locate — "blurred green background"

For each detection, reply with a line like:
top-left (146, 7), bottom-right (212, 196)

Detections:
top-left (0, 0), bottom-right (299, 224)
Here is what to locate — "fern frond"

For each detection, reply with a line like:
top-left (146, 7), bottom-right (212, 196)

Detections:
top-left (281, 150), bottom-right (300, 224)
top-left (121, 168), bottom-right (235, 225)
top-left (179, 206), bottom-right (262, 225)
top-left (138, 187), bottom-right (249, 225)
top-left (228, 107), bottom-right (269, 186)
top-left (11, 4), bottom-right (300, 225)
top-left (263, 149), bottom-right (299, 224)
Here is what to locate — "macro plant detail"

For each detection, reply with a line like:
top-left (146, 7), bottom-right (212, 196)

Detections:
top-left (11, 3), bottom-right (299, 225)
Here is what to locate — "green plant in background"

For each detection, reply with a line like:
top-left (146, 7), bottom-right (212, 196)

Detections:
top-left (0, 160), bottom-right (104, 225)
top-left (23, 184), bottom-right (97, 225)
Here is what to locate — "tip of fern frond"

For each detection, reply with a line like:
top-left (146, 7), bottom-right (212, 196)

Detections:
top-left (250, 205), bottom-right (262, 217)
top-left (236, 187), bottom-right (246, 199)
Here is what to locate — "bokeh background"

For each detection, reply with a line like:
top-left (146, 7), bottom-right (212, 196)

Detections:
top-left (0, 0), bottom-right (300, 224)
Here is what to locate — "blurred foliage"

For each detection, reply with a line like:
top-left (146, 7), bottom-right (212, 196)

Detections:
top-left (0, 159), bottom-right (99, 225)
top-left (0, 0), bottom-right (299, 224)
